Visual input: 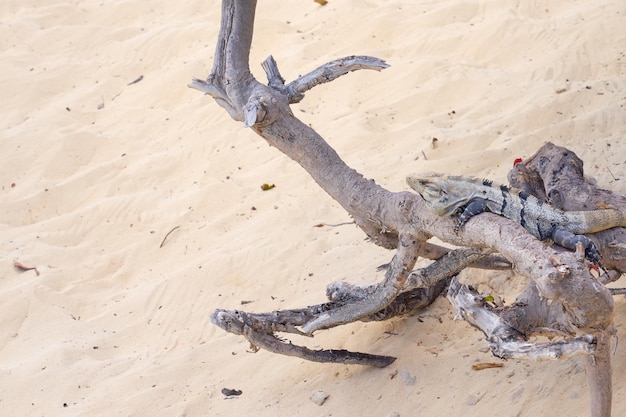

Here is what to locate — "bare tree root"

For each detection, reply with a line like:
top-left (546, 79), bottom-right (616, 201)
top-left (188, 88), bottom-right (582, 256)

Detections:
top-left (448, 279), bottom-right (597, 360)
top-left (211, 248), bottom-right (489, 366)
top-left (300, 234), bottom-right (423, 334)
top-left (211, 309), bottom-right (397, 367)
top-left (506, 142), bottom-right (623, 416)
top-left (586, 333), bottom-right (614, 417)
top-left (191, 1), bottom-right (622, 415)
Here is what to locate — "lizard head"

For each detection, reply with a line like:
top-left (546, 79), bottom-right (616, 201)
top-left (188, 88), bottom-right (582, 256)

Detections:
top-left (406, 172), bottom-right (470, 216)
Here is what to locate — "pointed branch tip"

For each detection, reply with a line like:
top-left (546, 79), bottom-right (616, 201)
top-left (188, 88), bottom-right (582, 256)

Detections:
top-left (260, 55), bottom-right (389, 103)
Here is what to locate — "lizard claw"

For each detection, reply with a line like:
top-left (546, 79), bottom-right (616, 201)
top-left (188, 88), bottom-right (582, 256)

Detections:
top-left (584, 244), bottom-right (609, 277)
top-left (453, 217), bottom-right (465, 234)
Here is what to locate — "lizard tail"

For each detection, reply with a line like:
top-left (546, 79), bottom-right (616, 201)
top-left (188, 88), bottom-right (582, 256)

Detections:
top-left (570, 209), bottom-right (626, 234)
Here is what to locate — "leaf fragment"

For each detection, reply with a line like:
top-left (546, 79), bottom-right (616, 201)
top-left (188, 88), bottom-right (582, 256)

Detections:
top-left (472, 362), bottom-right (503, 371)
top-left (221, 387), bottom-right (243, 397)
top-left (13, 260), bottom-right (39, 275)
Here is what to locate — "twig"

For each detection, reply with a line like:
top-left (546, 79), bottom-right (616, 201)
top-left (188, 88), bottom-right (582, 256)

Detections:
top-left (160, 225), bottom-right (181, 248)
top-left (127, 75), bottom-right (144, 85)
top-left (313, 221), bottom-right (355, 228)
top-left (606, 165), bottom-right (619, 181)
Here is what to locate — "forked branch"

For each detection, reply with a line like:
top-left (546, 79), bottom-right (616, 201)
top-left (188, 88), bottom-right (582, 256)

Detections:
top-left (192, 2), bottom-right (620, 415)
top-left (448, 278), bottom-right (597, 360)
top-left (260, 55), bottom-right (389, 103)
top-left (211, 247), bottom-right (492, 366)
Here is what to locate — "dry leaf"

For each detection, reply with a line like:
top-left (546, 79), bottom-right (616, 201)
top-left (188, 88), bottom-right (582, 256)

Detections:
top-left (472, 362), bottom-right (504, 371)
top-left (13, 260), bottom-right (39, 275)
top-left (221, 387), bottom-right (242, 397)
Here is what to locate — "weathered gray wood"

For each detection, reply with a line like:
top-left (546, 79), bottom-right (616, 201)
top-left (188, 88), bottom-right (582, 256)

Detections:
top-left (191, 0), bottom-right (613, 337)
top-left (191, 2), bottom-right (621, 415)
top-left (507, 142), bottom-right (624, 417)
top-left (211, 309), bottom-right (396, 367)
top-left (509, 142), bottom-right (626, 277)
top-left (210, 247), bottom-right (481, 366)
top-left (448, 278), bottom-right (597, 360)
top-left (586, 334), bottom-right (613, 417)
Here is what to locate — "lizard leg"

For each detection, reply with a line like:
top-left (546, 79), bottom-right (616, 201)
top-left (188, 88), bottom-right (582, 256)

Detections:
top-left (457, 197), bottom-right (488, 226)
top-left (551, 228), bottom-right (607, 275)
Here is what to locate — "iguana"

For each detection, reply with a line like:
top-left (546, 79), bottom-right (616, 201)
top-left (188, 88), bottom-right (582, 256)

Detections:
top-left (406, 172), bottom-right (626, 273)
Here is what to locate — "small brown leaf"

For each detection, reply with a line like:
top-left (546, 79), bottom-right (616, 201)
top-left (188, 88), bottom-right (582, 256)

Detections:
top-left (260, 183), bottom-right (276, 191)
top-left (314, 0), bottom-right (328, 5)
top-left (13, 260), bottom-right (39, 275)
top-left (472, 362), bottom-right (503, 371)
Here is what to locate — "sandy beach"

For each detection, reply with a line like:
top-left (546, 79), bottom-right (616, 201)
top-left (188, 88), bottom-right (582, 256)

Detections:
top-left (1, 0), bottom-right (626, 416)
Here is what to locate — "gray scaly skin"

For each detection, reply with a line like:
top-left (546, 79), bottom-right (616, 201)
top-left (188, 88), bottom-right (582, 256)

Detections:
top-left (406, 172), bottom-right (626, 273)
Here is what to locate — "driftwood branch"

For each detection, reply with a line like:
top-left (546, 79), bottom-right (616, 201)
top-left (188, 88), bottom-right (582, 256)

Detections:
top-left (448, 278), bottom-right (597, 360)
top-left (509, 142), bottom-right (626, 278)
top-left (301, 233), bottom-right (422, 334)
top-left (260, 55), bottom-right (389, 103)
top-left (211, 247), bottom-right (485, 366)
top-left (192, 2), bottom-right (622, 415)
top-left (211, 309), bottom-right (396, 367)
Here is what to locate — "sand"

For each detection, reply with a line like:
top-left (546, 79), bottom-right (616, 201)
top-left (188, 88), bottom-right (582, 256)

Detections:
top-left (1, 0), bottom-right (625, 416)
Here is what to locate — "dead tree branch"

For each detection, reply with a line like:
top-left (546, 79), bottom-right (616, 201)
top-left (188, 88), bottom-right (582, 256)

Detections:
top-left (191, 2), bottom-right (622, 415)
top-left (191, 0), bottom-right (613, 337)
top-left (509, 142), bottom-right (626, 278)
top-left (212, 247), bottom-right (487, 366)
top-left (448, 278), bottom-right (597, 360)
